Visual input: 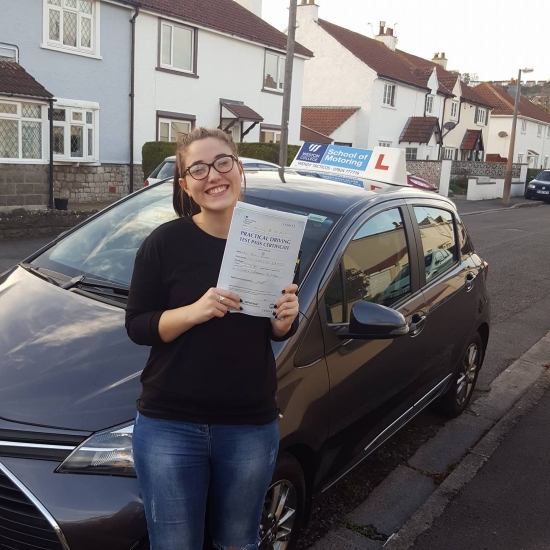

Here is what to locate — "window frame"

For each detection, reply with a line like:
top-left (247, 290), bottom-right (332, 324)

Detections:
top-left (260, 126), bottom-right (281, 143)
top-left (537, 124), bottom-right (542, 137)
top-left (155, 111), bottom-right (195, 142)
top-left (262, 50), bottom-right (286, 93)
top-left (443, 147), bottom-right (456, 160)
top-left (319, 202), bottom-right (420, 326)
top-left (475, 107), bottom-right (487, 126)
top-left (406, 147), bottom-right (418, 160)
top-left (382, 82), bottom-right (397, 108)
top-left (378, 141), bottom-right (392, 148)
top-left (0, 100), bottom-right (48, 164)
top-left (450, 101), bottom-right (459, 120)
top-left (426, 95), bottom-right (434, 114)
top-left (520, 119), bottom-right (527, 134)
top-left (157, 19), bottom-right (198, 77)
top-left (50, 98), bottom-right (99, 163)
top-left (42, 0), bottom-right (100, 59)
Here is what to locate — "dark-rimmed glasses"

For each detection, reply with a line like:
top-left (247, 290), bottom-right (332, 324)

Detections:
top-left (184, 155), bottom-right (238, 180)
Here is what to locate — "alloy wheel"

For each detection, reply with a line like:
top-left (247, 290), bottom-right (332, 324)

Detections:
top-left (260, 479), bottom-right (297, 550)
top-left (456, 342), bottom-right (478, 406)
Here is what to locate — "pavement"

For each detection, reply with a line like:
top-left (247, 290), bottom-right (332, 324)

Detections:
top-left (451, 195), bottom-right (545, 216)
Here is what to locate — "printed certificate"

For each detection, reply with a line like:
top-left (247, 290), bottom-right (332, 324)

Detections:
top-left (217, 202), bottom-right (307, 317)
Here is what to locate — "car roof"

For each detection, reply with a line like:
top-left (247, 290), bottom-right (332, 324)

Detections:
top-left (240, 170), bottom-right (452, 216)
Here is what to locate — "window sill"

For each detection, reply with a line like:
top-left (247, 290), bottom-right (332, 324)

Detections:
top-left (53, 159), bottom-right (99, 165)
top-left (261, 88), bottom-right (284, 96)
top-left (156, 67), bottom-right (199, 79)
top-left (41, 43), bottom-right (102, 60)
top-left (381, 104), bottom-right (397, 110)
top-left (0, 159), bottom-right (49, 164)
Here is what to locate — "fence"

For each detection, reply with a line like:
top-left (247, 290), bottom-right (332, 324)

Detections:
top-left (451, 161), bottom-right (522, 179)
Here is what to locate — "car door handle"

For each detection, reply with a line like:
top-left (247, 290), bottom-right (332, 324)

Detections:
top-left (408, 314), bottom-right (426, 336)
top-left (465, 272), bottom-right (475, 292)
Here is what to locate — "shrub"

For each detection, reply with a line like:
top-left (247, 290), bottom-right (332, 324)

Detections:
top-left (142, 141), bottom-right (177, 179)
top-left (237, 143), bottom-right (301, 166)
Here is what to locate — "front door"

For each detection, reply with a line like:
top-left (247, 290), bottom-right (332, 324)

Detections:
top-left (319, 204), bottom-right (428, 486)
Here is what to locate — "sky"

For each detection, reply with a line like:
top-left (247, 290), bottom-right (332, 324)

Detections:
top-left (261, 0), bottom-right (550, 83)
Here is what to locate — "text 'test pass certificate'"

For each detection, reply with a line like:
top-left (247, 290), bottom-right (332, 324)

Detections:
top-left (217, 202), bottom-right (307, 317)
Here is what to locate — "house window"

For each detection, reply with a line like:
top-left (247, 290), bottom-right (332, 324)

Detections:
top-left (260, 129), bottom-right (281, 143)
top-left (444, 147), bottom-right (456, 160)
top-left (334, 142), bottom-right (352, 147)
top-left (547, 126), bottom-right (550, 138)
top-left (450, 101), bottom-right (458, 119)
top-left (43, 0), bottom-right (98, 56)
top-left (264, 52), bottom-right (285, 91)
top-left (406, 147), bottom-right (417, 160)
top-left (521, 119), bottom-right (527, 133)
top-left (517, 153), bottom-right (524, 163)
top-left (544, 156), bottom-right (549, 169)
top-left (160, 22), bottom-right (194, 73)
top-left (475, 107), bottom-right (486, 126)
top-left (378, 141), bottom-right (392, 147)
top-left (537, 124), bottom-right (542, 137)
top-left (426, 95), bottom-right (434, 114)
top-left (50, 99), bottom-right (98, 161)
top-left (158, 118), bottom-right (192, 142)
top-left (383, 83), bottom-right (396, 107)
top-left (0, 101), bottom-right (44, 161)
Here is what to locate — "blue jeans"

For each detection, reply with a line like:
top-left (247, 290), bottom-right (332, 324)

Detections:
top-left (133, 412), bottom-right (279, 550)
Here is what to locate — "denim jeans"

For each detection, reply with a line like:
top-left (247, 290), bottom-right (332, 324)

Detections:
top-left (133, 412), bottom-right (279, 550)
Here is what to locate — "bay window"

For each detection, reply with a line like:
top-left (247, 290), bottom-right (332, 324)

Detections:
top-left (0, 101), bottom-right (45, 162)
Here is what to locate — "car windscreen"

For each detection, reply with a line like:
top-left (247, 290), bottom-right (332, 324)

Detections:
top-left (156, 161), bottom-right (175, 180)
top-left (31, 182), bottom-right (339, 287)
top-left (535, 171), bottom-right (550, 182)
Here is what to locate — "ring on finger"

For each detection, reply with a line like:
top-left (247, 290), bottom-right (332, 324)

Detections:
top-left (218, 295), bottom-right (225, 303)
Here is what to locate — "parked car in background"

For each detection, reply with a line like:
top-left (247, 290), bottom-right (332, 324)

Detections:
top-left (525, 170), bottom-right (550, 202)
top-left (0, 170), bottom-right (489, 550)
top-left (144, 155), bottom-right (280, 186)
top-left (407, 172), bottom-right (438, 191)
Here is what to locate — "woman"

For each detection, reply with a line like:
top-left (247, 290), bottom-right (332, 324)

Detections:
top-left (125, 127), bottom-right (299, 550)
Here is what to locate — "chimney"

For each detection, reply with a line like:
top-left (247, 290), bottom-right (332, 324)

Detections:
top-left (375, 21), bottom-right (397, 51)
top-left (431, 51), bottom-right (448, 70)
top-left (297, 0), bottom-right (318, 23)
top-left (233, 0), bottom-right (262, 18)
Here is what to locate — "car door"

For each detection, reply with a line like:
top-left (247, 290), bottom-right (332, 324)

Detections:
top-left (406, 201), bottom-right (482, 407)
top-left (318, 202), bottom-right (429, 486)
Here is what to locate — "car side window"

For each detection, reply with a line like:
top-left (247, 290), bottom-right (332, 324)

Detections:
top-left (343, 208), bottom-right (411, 311)
top-left (325, 265), bottom-right (344, 323)
top-left (413, 206), bottom-right (457, 284)
top-left (456, 216), bottom-right (474, 256)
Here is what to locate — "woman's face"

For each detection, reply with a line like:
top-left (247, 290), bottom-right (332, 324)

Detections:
top-left (179, 137), bottom-right (242, 215)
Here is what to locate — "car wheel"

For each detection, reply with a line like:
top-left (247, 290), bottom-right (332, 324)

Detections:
top-left (437, 332), bottom-right (483, 418)
top-left (260, 453), bottom-right (306, 550)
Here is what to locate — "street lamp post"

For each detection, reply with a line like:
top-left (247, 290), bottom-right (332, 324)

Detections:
top-left (502, 67), bottom-right (533, 205)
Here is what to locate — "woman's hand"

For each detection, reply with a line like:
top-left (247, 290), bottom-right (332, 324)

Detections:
top-left (271, 284), bottom-right (299, 338)
top-left (189, 287), bottom-right (242, 325)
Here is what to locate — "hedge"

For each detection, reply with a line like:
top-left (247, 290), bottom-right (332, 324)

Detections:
top-left (142, 141), bottom-right (301, 177)
top-left (142, 141), bottom-right (177, 179)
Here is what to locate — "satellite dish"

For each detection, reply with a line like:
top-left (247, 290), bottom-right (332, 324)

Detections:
top-left (498, 131), bottom-right (508, 137)
top-left (443, 122), bottom-right (456, 130)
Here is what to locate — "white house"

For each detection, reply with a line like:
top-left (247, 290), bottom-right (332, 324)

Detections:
top-left (133, 0), bottom-right (312, 165)
top-left (295, 1), bottom-right (493, 162)
top-left (475, 83), bottom-right (550, 169)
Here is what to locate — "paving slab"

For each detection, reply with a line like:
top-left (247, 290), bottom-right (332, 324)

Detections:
top-left (470, 358), bottom-right (546, 421)
top-left (407, 413), bottom-right (493, 473)
top-left (308, 528), bottom-right (383, 550)
top-left (346, 465), bottom-right (435, 537)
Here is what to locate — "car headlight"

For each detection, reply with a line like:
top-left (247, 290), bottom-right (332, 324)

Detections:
top-left (56, 422), bottom-right (135, 477)
top-left (528, 184), bottom-right (536, 188)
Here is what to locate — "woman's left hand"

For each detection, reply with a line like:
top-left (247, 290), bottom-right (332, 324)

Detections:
top-left (271, 284), bottom-right (299, 337)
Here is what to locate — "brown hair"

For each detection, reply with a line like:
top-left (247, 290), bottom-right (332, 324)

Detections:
top-left (173, 127), bottom-right (246, 218)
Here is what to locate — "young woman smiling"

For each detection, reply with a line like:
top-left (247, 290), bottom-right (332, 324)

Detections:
top-left (126, 127), bottom-right (299, 550)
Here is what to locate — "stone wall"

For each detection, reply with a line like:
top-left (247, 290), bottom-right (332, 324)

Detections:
top-left (0, 164), bottom-right (145, 210)
top-left (451, 161), bottom-right (522, 179)
top-left (406, 160), bottom-right (442, 186)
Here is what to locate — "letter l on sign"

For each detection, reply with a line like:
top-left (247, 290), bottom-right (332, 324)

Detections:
top-left (374, 154), bottom-right (390, 171)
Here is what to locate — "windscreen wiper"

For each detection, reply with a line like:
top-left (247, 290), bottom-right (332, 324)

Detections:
top-left (19, 263), bottom-right (60, 287)
top-left (62, 275), bottom-right (129, 296)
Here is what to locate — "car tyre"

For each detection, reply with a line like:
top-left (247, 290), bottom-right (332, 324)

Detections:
top-left (260, 452), bottom-right (306, 550)
top-left (436, 332), bottom-right (483, 418)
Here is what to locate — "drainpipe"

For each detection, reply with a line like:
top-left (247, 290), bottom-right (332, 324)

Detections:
top-left (129, 5), bottom-right (139, 194)
top-left (49, 98), bottom-right (54, 209)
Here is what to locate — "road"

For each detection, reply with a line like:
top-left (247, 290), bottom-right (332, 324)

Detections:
top-left (1, 203), bottom-right (550, 548)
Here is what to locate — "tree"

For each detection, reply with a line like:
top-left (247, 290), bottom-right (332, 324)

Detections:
top-left (451, 71), bottom-right (479, 85)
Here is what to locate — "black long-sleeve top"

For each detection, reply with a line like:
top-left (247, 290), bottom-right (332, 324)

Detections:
top-left (125, 217), bottom-right (297, 425)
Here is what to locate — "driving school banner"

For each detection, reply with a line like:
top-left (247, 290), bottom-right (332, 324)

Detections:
top-left (290, 143), bottom-right (373, 178)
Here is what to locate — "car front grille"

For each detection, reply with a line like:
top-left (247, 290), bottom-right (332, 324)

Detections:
top-left (0, 463), bottom-right (67, 550)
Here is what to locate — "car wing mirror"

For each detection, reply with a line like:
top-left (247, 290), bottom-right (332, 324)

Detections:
top-left (338, 300), bottom-right (409, 340)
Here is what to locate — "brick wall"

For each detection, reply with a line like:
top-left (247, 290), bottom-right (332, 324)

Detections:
top-left (0, 164), bottom-right (145, 210)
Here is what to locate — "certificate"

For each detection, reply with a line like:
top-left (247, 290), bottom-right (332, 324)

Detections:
top-left (217, 202), bottom-right (307, 317)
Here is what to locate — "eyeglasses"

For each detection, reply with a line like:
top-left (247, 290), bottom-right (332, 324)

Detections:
top-left (184, 155), bottom-right (238, 180)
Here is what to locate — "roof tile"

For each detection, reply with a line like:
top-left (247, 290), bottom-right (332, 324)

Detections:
top-left (0, 61), bottom-right (53, 99)
top-left (221, 101), bottom-right (263, 122)
top-left (399, 116), bottom-right (440, 144)
top-left (301, 106), bottom-right (359, 136)
top-left (137, 0), bottom-right (312, 57)
top-left (460, 129), bottom-right (483, 150)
